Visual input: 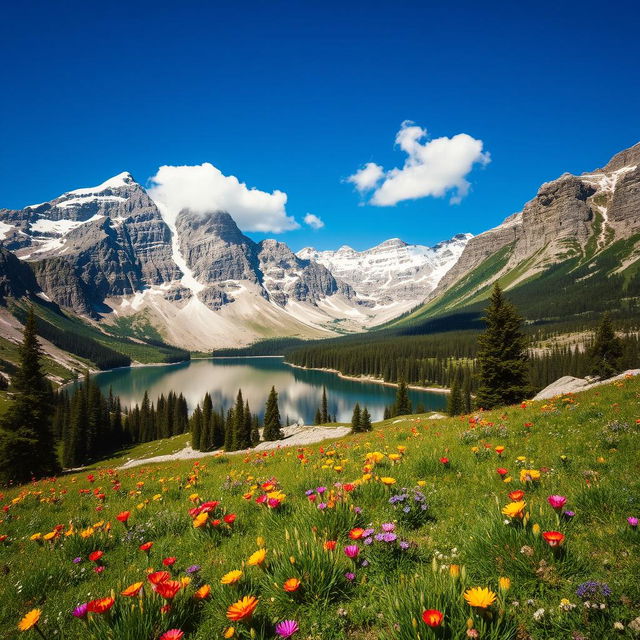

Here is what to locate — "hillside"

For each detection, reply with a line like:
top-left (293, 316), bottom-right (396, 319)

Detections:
top-left (1, 375), bottom-right (639, 639)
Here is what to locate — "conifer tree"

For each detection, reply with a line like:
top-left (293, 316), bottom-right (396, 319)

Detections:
top-left (191, 404), bottom-right (203, 451)
top-left (395, 379), bottom-right (412, 415)
top-left (447, 378), bottom-right (463, 416)
top-left (475, 283), bottom-right (529, 409)
top-left (350, 402), bottom-right (362, 433)
top-left (232, 390), bottom-right (250, 450)
top-left (314, 408), bottom-right (322, 425)
top-left (383, 405), bottom-right (391, 420)
top-left (0, 307), bottom-right (60, 482)
top-left (251, 414), bottom-right (261, 446)
top-left (263, 386), bottom-right (283, 441)
top-left (224, 408), bottom-right (235, 451)
top-left (320, 386), bottom-right (329, 423)
top-left (360, 406), bottom-right (372, 432)
top-left (589, 313), bottom-right (623, 378)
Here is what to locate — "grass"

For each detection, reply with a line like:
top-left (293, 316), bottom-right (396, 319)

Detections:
top-left (1, 377), bottom-right (640, 639)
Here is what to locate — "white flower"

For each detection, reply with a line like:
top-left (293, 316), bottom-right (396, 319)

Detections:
top-left (533, 608), bottom-right (545, 621)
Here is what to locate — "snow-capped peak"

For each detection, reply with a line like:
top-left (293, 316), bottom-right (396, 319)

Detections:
top-left (67, 172), bottom-right (135, 196)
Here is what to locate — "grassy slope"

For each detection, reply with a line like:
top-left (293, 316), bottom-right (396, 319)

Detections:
top-left (1, 378), bottom-right (639, 639)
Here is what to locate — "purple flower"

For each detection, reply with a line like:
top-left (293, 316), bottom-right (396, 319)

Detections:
top-left (317, 502), bottom-right (327, 510)
top-left (186, 564), bottom-right (201, 574)
top-left (374, 533), bottom-right (385, 541)
top-left (399, 540), bottom-right (410, 550)
top-left (576, 581), bottom-right (612, 601)
top-left (72, 603), bottom-right (88, 618)
top-left (562, 510), bottom-right (575, 520)
top-left (628, 516), bottom-right (639, 528)
top-left (363, 537), bottom-right (373, 545)
top-left (360, 559), bottom-right (369, 567)
top-left (345, 571), bottom-right (355, 581)
top-left (316, 486), bottom-right (327, 494)
top-left (363, 528), bottom-right (375, 537)
top-left (305, 489), bottom-right (314, 496)
top-left (73, 557), bottom-right (83, 564)
top-left (382, 533), bottom-right (397, 543)
top-left (354, 506), bottom-right (362, 514)
top-left (275, 619), bottom-right (299, 638)
top-left (381, 522), bottom-right (395, 532)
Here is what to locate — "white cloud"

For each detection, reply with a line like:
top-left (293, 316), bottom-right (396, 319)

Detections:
top-left (348, 121), bottom-right (490, 206)
top-left (304, 213), bottom-right (324, 229)
top-left (346, 161), bottom-right (385, 193)
top-left (148, 163), bottom-right (299, 232)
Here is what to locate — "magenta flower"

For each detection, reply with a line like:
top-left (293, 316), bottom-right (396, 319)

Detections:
top-left (344, 544), bottom-right (360, 559)
top-left (547, 495), bottom-right (567, 510)
top-left (275, 619), bottom-right (299, 638)
top-left (628, 516), bottom-right (639, 528)
top-left (72, 603), bottom-right (88, 618)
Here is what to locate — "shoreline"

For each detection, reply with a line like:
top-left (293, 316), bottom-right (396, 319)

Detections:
top-left (285, 361), bottom-right (450, 394)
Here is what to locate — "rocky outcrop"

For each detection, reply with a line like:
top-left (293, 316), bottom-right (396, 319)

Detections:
top-left (0, 247), bottom-right (40, 302)
top-left (30, 258), bottom-right (94, 316)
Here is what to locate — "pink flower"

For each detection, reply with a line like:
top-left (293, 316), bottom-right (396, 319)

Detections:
top-left (547, 495), bottom-right (567, 510)
top-left (275, 620), bottom-right (299, 638)
top-left (344, 545), bottom-right (359, 559)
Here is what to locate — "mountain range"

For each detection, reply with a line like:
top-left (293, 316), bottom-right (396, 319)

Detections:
top-left (0, 141), bottom-right (638, 376)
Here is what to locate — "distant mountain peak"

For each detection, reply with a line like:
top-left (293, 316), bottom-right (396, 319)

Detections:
top-left (67, 172), bottom-right (135, 196)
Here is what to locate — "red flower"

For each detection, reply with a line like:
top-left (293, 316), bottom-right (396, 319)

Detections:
top-left (89, 550), bottom-right (104, 563)
top-left (508, 490), bottom-right (525, 501)
top-left (116, 511), bottom-right (130, 524)
top-left (496, 468), bottom-right (509, 477)
top-left (155, 580), bottom-right (182, 600)
top-left (422, 609), bottom-right (444, 627)
top-left (323, 540), bottom-right (337, 551)
top-left (160, 630), bottom-right (184, 640)
top-left (542, 531), bottom-right (565, 547)
top-left (223, 513), bottom-right (236, 524)
top-left (162, 557), bottom-right (177, 567)
top-left (139, 541), bottom-right (153, 552)
top-left (148, 570), bottom-right (171, 585)
top-left (87, 597), bottom-right (115, 614)
top-left (439, 457), bottom-right (449, 465)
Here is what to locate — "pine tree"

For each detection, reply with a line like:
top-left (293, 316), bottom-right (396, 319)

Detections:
top-left (360, 406), bottom-right (372, 432)
top-left (395, 379), bottom-right (412, 415)
top-left (350, 403), bottom-right (362, 433)
top-left (263, 386), bottom-right (283, 441)
top-left (447, 378), bottom-right (463, 416)
top-left (232, 390), bottom-right (250, 450)
top-left (383, 405), bottom-right (391, 420)
top-left (0, 307), bottom-right (60, 482)
top-left (251, 414), bottom-right (261, 446)
top-left (320, 387), bottom-right (329, 423)
top-left (589, 313), bottom-right (623, 378)
top-left (314, 408), bottom-right (322, 425)
top-left (224, 408), bottom-right (235, 451)
top-left (475, 283), bottom-right (529, 409)
top-left (191, 404), bottom-right (203, 451)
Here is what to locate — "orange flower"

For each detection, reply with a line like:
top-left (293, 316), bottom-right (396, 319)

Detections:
top-left (18, 609), bottom-right (41, 631)
top-left (422, 609), bottom-right (444, 627)
top-left (508, 490), bottom-right (525, 501)
top-left (323, 540), bottom-right (337, 551)
top-left (194, 584), bottom-right (211, 600)
top-left (87, 597), bottom-right (115, 614)
top-left (116, 511), bottom-right (131, 523)
top-left (139, 541), bottom-right (153, 552)
top-left (226, 595), bottom-right (259, 621)
top-left (283, 578), bottom-right (301, 592)
top-left (121, 582), bottom-right (144, 597)
top-left (542, 531), bottom-right (565, 547)
top-left (148, 570), bottom-right (171, 585)
top-left (159, 630), bottom-right (184, 640)
top-left (349, 528), bottom-right (365, 540)
top-left (155, 580), bottom-right (182, 599)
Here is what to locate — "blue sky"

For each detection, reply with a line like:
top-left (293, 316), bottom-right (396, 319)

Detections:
top-left (1, 1), bottom-right (638, 251)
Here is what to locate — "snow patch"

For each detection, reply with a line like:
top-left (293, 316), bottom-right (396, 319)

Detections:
top-left (66, 172), bottom-right (134, 196)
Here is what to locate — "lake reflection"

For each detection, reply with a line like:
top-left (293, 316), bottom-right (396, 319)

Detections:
top-left (86, 357), bottom-right (446, 424)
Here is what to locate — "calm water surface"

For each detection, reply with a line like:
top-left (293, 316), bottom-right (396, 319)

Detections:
top-left (88, 357), bottom-right (446, 424)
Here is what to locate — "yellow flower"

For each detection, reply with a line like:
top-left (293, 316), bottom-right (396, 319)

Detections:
top-left (220, 570), bottom-right (243, 585)
top-left (498, 577), bottom-right (511, 592)
top-left (519, 469), bottom-right (540, 483)
top-left (247, 548), bottom-right (267, 566)
top-left (449, 564), bottom-right (461, 578)
top-left (256, 536), bottom-right (266, 548)
top-left (43, 531), bottom-right (57, 541)
top-left (180, 576), bottom-right (192, 587)
top-left (380, 477), bottom-right (396, 486)
top-left (18, 608), bottom-right (41, 631)
top-left (193, 512), bottom-right (208, 528)
top-left (417, 480), bottom-right (426, 487)
top-left (79, 527), bottom-right (94, 538)
top-left (464, 587), bottom-right (497, 608)
top-left (501, 501), bottom-right (526, 519)
top-left (29, 533), bottom-right (41, 541)
top-left (388, 453), bottom-right (402, 462)
top-left (224, 626), bottom-right (236, 638)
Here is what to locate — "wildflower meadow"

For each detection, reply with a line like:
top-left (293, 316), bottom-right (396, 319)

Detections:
top-left (1, 376), bottom-right (639, 639)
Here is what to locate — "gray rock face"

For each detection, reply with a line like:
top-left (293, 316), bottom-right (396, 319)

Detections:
top-left (175, 210), bottom-right (261, 286)
top-left (0, 247), bottom-right (40, 302)
top-left (429, 142), bottom-right (640, 304)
